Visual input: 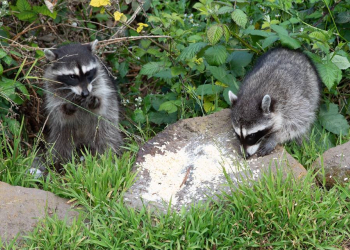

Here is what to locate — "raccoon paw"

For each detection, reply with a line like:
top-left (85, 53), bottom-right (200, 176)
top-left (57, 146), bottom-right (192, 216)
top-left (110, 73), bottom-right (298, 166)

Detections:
top-left (87, 96), bottom-right (100, 110)
top-left (62, 103), bottom-right (77, 115)
top-left (256, 143), bottom-right (276, 157)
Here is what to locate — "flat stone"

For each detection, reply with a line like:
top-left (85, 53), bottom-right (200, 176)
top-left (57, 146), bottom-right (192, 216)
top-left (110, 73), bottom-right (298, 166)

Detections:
top-left (124, 109), bottom-right (307, 213)
top-left (311, 141), bottom-right (350, 188)
top-left (0, 182), bottom-right (80, 242)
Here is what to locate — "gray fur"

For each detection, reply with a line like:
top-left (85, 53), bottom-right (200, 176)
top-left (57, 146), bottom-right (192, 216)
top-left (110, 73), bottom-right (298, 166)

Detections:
top-left (44, 42), bottom-right (122, 165)
top-left (229, 48), bottom-right (321, 158)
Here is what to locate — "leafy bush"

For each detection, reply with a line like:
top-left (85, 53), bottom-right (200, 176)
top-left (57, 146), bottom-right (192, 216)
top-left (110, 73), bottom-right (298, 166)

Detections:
top-left (0, 0), bottom-right (349, 141)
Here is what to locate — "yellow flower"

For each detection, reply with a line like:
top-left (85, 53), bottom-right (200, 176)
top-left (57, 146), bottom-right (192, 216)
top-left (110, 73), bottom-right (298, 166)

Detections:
top-left (114, 11), bottom-right (125, 21)
top-left (194, 57), bottom-right (203, 65)
top-left (136, 23), bottom-right (149, 33)
top-left (89, 0), bottom-right (110, 7)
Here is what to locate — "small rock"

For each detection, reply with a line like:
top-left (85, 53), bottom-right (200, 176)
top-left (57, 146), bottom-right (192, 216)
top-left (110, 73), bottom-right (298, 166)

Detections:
top-left (124, 109), bottom-right (307, 213)
top-left (0, 182), bottom-right (80, 242)
top-left (311, 141), bottom-right (350, 188)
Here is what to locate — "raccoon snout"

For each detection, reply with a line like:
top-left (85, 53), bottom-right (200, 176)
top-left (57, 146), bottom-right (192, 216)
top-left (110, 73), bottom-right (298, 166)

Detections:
top-left (81, 89), bottom-right (90, 97)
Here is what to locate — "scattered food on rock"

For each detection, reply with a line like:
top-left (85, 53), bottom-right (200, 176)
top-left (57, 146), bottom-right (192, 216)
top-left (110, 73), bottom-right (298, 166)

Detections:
top-left (124, 109), bottom-right (307, 213)
top-left (0, 182), bottom-right (80, 243)
top-left (312, 141), bottom-right (350, 188)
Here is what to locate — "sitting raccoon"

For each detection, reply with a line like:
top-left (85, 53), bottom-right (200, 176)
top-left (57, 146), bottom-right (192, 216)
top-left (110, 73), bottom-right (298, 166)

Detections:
top-left (43, 40), bottom-right (122, 165)
top-left (228, 48), bottom-right (321, 158)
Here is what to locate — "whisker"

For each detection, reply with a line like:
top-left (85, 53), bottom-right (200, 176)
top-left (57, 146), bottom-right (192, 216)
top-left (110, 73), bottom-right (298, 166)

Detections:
top-left (90, 76), bottom-right (100, 84)
top-left (55, 86), bottom-right (71, 91)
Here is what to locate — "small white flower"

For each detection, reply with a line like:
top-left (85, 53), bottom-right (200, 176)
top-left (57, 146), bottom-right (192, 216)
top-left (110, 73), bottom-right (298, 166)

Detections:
top-left (300, 27), bottom-right (304, 32)
top-left (344, 178), bottom-right (348, 181)
top-left (72, 22), bottom-right (78, 27)
top-left (275, 14), bottom-right (280, 17)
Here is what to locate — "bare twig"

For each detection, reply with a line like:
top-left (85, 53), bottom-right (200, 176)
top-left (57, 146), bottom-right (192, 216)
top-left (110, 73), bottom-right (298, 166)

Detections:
top-left (112, 5), bottom-right (143, 38)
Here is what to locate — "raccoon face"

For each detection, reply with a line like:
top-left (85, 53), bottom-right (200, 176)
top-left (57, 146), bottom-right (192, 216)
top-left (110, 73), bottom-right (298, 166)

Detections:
top-left (44, 40), bottom-right (99, 97)
top-left (229, 91), bottom-right (274, 158)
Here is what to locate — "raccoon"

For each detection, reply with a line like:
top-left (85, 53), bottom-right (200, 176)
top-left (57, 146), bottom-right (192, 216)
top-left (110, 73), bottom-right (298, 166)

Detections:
top-left (228, 48), bottom-right (321, 158)
top-left (43, 40), bottom-right (122, 165)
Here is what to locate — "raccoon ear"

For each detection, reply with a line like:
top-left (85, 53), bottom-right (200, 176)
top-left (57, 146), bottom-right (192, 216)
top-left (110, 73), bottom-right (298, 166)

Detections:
top-left (44, 49), bottom-right (57, 61)
top-left (228, 90), bottom-right (238, 106)
top-left (261, 95), bottom-right (271, 114)
top-left (89, 39), bottom-right (99, 53)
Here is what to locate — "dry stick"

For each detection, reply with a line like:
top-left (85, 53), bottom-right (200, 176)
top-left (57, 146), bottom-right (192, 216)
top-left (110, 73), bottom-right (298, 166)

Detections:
top-left (112, 5), bottom-right (143, 39)
top-left (180, 166), bottom-right (192, 188)
top-left (96, 35), bottom-right (171, 48)
top-left (3, 58), bottom-right (43, 73)
top-left (11, 24), bottom-right (44, 44)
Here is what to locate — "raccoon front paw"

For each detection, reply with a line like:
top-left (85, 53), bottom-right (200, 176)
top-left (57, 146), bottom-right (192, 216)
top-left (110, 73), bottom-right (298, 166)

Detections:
top-left (256, 143), bottom-right (276, 157)
top-left (87, 96), bottom-right (100, 110)
top-left (62, 103), bottom-right (77, 115)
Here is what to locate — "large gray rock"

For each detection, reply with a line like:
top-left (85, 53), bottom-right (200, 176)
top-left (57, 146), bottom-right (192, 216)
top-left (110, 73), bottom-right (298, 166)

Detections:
top-left (0, 182), bottom-right (80, 242)
top-left (312, 141), bottom-right (350, 188)
top-left (124, 109), bottom-right (306, 213)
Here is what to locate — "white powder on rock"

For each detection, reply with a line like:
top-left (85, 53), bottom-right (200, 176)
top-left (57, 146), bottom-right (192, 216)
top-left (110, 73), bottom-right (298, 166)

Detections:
top-left (138, 141), bottom-right (243, 205)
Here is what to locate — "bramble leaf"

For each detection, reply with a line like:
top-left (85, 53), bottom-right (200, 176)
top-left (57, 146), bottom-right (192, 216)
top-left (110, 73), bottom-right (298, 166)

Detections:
top-left (178, 42), bottom-right (208, 61)
top-left (319, 103), bottom-right (349, 135)
top-left (231, 9), bottom-right (247, 28)
top-left (204, 45), bottom-right (228, 66)
top-left (207, 25), bottom-right (223, 45)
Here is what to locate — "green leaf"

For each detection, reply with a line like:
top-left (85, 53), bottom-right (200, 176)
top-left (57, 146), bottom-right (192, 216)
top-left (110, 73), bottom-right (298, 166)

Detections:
top-left (270, 24), bottom-right (288, 36)
top-left (178, 42), bottom-right (208, 61)
top-left (140, 62), bottom-right (165, 78)
top-left (15, 81), bottom-right (29, 98)
top-left (222, 24), bottom-right (230, 42)
top-left (217, 6), bottom-right (234, 15)
top-left (336, 12), bottom-right (350, 24)
top-left (170, 67), bottom-right (186, 76)
top-left (319, 103), bottom-right (349, 135)
top-left (149, 111), bottom-right (177, 125)
top-left (227, 51), bottom-right (253, 67)
top-left (0, 64), bottom-right (3, 75)
top-left (243, 29), bottom-right (271, 37)
top-left (315, 60), bottom-right (342, 90)
top-left (0, 77), bottom-right (15, 97)
top-left (196, 84), bottom-right (224, 96)
top-left (132, 109), bottom-right (146, 123)
top-left (16, 10), bottom-right (37, 21)
top-left (158, 101), bottom-right (178, 113)
top-left (119, 62), bottom-right (129, 78)
top-left (2, 56), bottom-right (14, 66)
top-left (231, 9), bottom-right (247, 28)
top-left (207, 66), bottom-right (238, 88)
top-left (154, 70), bottom-right (173, 79)
top-left (331, 55), bottom-right (350, 70)
top-left (207, 25), bottom-right (223, 45)
top-left (262, 35), bottom-right (279, 49)
top-left (279, 34), bottom-right (301, 49)
top-left (32, 5), bottom-right (57, 19)
top-left (16, 0), bottom-right (31, 11)
top-left (140, 39), bottom-right (152, 49)
top-left (204, 45), bottom-right (228, 66)
top-left (0, 49), bottom-right (7, 59)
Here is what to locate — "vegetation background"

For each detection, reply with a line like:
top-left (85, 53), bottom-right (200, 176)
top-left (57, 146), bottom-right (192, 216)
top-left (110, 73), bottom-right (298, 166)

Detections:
top-left (0, 0), bottom-right (350, 248)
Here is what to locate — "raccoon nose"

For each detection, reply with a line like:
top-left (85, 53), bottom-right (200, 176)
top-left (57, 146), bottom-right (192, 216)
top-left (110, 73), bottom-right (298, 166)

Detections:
top-left (81, 89), bottom-right (90, 97)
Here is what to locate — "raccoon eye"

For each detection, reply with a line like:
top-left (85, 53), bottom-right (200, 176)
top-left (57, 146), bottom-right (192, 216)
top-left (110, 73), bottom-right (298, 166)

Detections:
top-left (70, 75), bottom-right (78, 79)
top-left (234, 131), bottom-right (240, 139)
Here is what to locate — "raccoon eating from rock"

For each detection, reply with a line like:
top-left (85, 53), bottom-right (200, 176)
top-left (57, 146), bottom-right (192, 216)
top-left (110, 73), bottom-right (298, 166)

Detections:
top-left (228, 48), bottom-right (321, 158)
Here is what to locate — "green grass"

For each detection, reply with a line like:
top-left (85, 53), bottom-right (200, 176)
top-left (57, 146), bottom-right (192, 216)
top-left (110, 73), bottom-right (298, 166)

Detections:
top-left (1, 125), bottom-right (350, 249)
